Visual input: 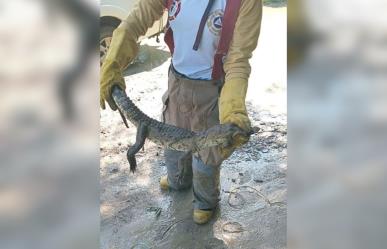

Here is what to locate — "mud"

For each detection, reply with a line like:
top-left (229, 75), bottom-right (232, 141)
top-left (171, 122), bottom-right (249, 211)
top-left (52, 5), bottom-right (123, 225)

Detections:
top-left (100, 7), bottom-right (287, 249)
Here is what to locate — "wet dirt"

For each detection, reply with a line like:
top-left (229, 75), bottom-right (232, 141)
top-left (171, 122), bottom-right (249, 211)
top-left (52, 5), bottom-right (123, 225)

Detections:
top-left (100, 6), bottom-right (287, 249)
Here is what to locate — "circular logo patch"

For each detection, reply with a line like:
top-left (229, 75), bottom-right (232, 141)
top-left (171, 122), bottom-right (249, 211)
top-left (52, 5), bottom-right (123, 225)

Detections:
top-left (168, 0), bottom-right (181, 21)
top-left (206, 10), bottom-right (224, 36)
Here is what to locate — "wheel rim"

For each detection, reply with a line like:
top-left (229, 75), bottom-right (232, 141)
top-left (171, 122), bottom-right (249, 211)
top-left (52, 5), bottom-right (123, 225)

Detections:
top-left (100, 36), bottom-right (112, 65)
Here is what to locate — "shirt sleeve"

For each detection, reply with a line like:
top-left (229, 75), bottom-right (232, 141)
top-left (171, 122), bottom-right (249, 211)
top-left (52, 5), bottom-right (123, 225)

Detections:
top-left (106, 0), bottom-right (166, 69)
top-left (120, 0), bottom-right (166, 39)
top-left (223, 0), bottom-right (262, 82)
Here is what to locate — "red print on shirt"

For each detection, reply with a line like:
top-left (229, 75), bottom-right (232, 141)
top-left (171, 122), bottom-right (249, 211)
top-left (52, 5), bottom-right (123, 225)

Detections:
top-left (168, 0), bottom-right (181, 21)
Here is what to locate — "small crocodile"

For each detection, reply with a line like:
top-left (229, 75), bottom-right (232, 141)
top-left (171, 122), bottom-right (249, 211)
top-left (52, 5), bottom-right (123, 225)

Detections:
top-left (111, 86), bottom-right (251, 173)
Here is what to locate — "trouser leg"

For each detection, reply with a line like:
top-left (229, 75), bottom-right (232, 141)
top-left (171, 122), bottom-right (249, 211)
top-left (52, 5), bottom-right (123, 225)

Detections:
top-left (164, 150), bottom-right (192, 190)
top-left (162, 69), bottom-right (194, 190)
top-left (192, 149), bottom-right (221, 209)
top-left (190, 79), bottom-right (224, 210)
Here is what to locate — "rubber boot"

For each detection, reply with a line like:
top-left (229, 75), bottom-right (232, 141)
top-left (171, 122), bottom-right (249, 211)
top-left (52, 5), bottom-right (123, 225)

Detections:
top-left (159, 175), bottom-right (169, 190)
top-left (193, 209), bottom-right (213, 224)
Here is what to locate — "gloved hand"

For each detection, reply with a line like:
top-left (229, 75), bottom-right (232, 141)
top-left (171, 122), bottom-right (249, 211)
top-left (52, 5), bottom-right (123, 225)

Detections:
top-left (100, 24), bottom-right (140, 110)
top-left (219, 77), bottom-right (252, 159)
top-left (100, 59), bottom-right (126, 110)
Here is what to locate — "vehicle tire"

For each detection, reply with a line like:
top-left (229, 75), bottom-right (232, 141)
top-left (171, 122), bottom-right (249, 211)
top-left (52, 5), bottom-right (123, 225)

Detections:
top-left (100, 24), bottom-right (116, 67)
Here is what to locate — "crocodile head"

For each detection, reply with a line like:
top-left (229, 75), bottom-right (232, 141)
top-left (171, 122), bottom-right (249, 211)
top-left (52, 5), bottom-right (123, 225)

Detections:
top-left (196, 123), bottom-right (252, 149)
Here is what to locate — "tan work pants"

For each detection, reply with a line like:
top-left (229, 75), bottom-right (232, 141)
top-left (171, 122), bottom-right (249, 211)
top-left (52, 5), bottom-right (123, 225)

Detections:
top-left (162, 66), bottom-right (224, 209)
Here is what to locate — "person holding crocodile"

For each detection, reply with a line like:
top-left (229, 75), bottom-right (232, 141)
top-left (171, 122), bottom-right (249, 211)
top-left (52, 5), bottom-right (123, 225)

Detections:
top-left (100, 0), bottom-right (262, 224)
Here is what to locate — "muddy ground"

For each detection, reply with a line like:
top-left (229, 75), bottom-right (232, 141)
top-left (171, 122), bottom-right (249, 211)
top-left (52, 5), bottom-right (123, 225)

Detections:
top-left (100, 6), bottom-right (287, 249)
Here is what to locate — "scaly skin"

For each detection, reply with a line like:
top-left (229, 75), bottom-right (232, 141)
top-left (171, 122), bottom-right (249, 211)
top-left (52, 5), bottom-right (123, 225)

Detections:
top-left (111, 86), bottom-right (250, 172)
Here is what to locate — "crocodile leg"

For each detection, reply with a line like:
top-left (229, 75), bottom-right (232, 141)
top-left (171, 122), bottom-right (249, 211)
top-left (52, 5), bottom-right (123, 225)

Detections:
top-left (127, 122), bottom-right (148, 173)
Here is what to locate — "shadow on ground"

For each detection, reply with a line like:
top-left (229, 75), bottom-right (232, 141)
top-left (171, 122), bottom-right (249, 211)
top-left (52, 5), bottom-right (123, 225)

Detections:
top-left (123, 44), bottom-right (171, 77)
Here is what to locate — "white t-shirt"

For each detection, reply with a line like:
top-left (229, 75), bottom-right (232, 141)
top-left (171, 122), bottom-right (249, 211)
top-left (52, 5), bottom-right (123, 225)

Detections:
top-left (168, 0), bottom-right (227, 80)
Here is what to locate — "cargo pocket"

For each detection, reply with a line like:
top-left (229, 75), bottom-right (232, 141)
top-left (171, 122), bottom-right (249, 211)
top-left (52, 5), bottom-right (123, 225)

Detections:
top-left (177, 83), bottom-right (194, 114)
top-left (161, 89), bottom-right (169, 123)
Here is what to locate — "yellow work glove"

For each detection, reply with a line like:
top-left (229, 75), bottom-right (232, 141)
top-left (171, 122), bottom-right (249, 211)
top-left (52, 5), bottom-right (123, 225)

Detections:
top-left (219, 78), bottom-right (252, 159)
top-left (100, 59), bottom-right (126, 110)
top-left (100, 25), bottom-right (139, 110)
